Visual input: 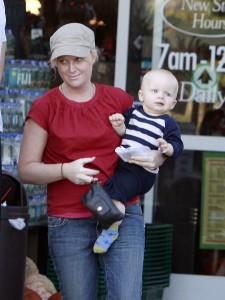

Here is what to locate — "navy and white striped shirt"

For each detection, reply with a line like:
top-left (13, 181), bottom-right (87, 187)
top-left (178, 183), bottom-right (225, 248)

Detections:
top-left (122, 105), bottom-right (183, 159)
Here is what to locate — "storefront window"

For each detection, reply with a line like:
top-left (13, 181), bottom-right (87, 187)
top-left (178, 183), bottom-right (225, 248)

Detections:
top-left (127, 0), bottom-right (225, 277)
top-left (155, 150), bottom-right (225, 277)
top-left (4, 0), bottom-right (118, 86)
top-left (127, 0), bottom-right (225, 136)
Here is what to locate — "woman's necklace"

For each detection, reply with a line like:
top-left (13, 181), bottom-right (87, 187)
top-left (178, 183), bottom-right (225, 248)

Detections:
top-left (60, 83), bottom-right (95, 101)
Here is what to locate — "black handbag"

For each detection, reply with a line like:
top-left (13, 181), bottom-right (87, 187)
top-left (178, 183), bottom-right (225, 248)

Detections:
top-left (81, 181), bottom-right (124, 229)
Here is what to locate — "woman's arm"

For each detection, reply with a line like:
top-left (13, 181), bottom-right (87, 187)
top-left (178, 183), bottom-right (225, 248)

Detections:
top-left (18, 119), bottom-right (62, 184)
top-left (18, 119), bottom-right (99, 185)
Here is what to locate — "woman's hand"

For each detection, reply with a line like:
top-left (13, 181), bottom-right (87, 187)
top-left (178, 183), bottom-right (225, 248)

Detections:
top-left (62, 157), bottom-right (99, 185)
top-left (128, 150), bottom-right (166, 171)
top-left (18, 119), bottom-right (99, 185)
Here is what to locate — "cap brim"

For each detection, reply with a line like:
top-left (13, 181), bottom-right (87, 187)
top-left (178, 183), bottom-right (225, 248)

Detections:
top-left (51, 45), bottom-right (91, 60)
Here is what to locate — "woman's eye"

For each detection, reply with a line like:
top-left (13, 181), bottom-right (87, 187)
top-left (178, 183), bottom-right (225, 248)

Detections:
top-left (75, 57), bottom-right (83, 62)
top-left (58, 59), bottom-right (67, 64)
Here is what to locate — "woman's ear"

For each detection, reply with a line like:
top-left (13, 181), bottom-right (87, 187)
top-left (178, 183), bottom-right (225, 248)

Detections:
top-left (138, 90), bottom-right (144, 102)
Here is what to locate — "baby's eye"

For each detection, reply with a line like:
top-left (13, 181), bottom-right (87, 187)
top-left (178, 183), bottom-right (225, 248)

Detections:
top-left (165, 91), bottom-right (172, 97)
top-left (151, 89), bottom-right (158, 93)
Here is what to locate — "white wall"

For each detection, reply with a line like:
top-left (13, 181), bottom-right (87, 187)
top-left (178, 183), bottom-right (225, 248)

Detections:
top-left (163, 274), bottom-right (225, 300)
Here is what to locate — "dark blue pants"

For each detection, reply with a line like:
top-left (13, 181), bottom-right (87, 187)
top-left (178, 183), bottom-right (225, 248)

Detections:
top-left (104, 158), bottom-right (156, 203)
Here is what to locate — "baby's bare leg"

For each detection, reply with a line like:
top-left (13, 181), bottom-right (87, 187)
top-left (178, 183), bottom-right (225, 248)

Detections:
top-left (112, 199), bottom-right (125, 225)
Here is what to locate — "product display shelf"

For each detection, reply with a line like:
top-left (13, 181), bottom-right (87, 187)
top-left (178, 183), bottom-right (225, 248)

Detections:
top-left (1, 58), bottom-right (51, 226)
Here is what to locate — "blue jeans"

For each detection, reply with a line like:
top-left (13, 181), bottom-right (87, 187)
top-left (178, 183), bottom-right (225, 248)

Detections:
top-left (48, 203), bottom-right (145, 300)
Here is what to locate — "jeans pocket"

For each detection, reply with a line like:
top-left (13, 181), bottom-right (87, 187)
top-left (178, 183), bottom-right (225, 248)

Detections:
top-left (48, 216), bottom-right (67, 228)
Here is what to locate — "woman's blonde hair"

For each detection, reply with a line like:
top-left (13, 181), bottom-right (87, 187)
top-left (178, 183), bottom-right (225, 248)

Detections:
top-left (49, 49), bottom-right (98, 70)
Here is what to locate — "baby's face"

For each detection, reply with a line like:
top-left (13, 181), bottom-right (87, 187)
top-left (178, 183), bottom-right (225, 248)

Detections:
top-left (138, 71), bottom-right (178, 115)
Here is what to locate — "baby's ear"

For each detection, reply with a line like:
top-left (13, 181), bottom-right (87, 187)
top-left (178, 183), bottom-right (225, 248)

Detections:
top-left (171, 99), bottom-right (177, 109)
top-left (138, 90), bottom-right (144, 102)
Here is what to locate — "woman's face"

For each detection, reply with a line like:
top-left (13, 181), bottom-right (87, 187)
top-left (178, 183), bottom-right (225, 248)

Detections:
top-left (56, 54), bottom-right (94, 88)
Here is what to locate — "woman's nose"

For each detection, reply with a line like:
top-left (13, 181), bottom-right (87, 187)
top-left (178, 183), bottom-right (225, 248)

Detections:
top-left (69, 62), bottom-right (77, 72)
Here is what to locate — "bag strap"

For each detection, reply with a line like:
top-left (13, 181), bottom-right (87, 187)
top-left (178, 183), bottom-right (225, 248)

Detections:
top-left (1, 172), bottom-right (26, 207)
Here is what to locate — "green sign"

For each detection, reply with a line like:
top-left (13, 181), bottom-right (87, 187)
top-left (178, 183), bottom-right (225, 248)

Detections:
top-left (200, 152), bottom-right (225, 250)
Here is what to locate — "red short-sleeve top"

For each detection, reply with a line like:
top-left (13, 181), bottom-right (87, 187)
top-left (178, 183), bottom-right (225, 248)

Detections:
top-left (27, 83), bottom-right (135, 217)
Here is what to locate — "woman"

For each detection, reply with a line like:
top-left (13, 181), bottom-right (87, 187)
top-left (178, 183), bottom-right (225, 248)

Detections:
top-left (18, 23), bottom-right (165, 300)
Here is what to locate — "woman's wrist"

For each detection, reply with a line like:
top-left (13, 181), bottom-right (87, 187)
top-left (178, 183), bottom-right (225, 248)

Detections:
top-left (61, 163), bottom-right (65, 179)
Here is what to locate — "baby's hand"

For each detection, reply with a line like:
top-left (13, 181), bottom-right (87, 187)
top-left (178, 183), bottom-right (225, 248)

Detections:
top-left (157, 138), bottom-right (173, 157)
top-left (109, 113), bottom-right (125, 127)
top-left (157, 138), bottom-right (168, 153)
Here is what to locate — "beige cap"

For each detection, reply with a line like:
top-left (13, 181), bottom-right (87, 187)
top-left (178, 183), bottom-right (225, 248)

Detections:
top-left (50, 23), bottom-right (95, 60)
